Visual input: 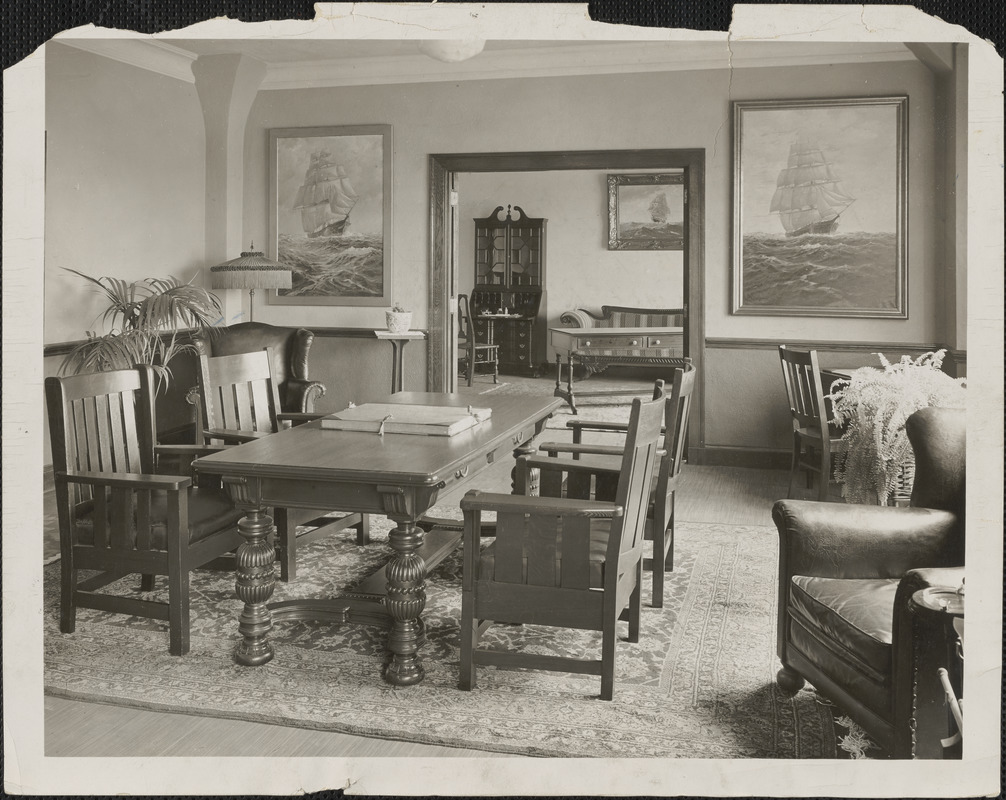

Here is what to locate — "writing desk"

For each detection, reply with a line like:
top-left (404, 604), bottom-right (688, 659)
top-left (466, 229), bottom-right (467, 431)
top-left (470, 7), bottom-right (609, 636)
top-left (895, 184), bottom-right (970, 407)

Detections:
top-left (549, 326), bottom-right (687, 413)
top-left (194, 391), bottom-right (562, 686)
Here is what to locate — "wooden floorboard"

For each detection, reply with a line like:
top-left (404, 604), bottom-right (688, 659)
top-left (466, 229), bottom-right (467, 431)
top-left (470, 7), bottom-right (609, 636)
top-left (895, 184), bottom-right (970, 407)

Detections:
top-left (44, 696), bottom-right (510, 757)
top-left (43, 373), bottom-right (802, 757)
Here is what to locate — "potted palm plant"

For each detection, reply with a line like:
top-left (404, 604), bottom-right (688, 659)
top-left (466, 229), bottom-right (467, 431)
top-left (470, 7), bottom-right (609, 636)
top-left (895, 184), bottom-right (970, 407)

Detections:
top-left (60, 268), bottom-right (221, 386)
top-left (830, 349), bottom-right (966, 505)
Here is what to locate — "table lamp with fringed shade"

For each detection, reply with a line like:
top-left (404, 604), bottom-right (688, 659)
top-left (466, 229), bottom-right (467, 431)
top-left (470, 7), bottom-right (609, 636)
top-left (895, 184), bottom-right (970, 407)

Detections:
top-left (209, 243), bottom-right (292, 322)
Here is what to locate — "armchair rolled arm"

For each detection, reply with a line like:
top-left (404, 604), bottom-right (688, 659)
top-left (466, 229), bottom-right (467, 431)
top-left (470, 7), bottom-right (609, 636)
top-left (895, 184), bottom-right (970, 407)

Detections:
top-left (460, 489), bottom-right (622, 519)
top-left (558, 309), bottom-right (599, 328)
top-left (61, 469), bottom-right (190, 491)
top-left (773, 499), bottom-right (961, 580)
top-left (284, 378), bottom-right (326, 413)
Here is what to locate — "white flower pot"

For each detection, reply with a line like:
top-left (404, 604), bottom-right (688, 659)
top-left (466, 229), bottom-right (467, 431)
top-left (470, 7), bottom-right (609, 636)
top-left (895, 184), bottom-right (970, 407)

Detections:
top-left (386, 311), bottom-right (412, 333)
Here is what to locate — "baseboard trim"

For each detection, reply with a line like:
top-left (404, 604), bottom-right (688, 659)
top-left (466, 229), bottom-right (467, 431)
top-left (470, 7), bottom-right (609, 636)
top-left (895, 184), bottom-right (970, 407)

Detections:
top-left (689, 445), bottom-right (791, 470)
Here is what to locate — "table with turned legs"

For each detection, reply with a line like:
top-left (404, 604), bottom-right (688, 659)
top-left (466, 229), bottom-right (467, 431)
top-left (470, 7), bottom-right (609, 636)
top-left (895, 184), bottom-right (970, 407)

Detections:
top-left (194, 391), bottom-right (561, 686)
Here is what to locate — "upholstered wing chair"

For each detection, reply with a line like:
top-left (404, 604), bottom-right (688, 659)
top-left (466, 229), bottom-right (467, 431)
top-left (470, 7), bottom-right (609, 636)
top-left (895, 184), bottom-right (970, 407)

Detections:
top-left (772, 406), bottom-right (965, 758)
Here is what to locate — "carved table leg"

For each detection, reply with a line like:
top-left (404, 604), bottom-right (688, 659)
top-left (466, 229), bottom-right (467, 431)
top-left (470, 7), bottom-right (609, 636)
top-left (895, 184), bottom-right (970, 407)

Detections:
top-left (512, 435), bottom-right (540, 496)
top-left (383, 520), bottom-right (427, 685)
top-left (234, 507), bottom-right (277, 666)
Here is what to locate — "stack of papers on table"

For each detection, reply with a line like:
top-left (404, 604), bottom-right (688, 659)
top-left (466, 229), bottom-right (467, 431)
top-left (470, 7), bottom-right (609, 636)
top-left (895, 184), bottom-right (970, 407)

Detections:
top-left (320, 403), bottom-right (492, 436)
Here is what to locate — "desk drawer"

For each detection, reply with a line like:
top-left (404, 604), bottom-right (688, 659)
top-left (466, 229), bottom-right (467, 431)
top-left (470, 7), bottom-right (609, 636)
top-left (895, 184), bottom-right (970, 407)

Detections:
top-left (644, 334), bottom-right (680, 348)
top-left (578, 335), bottom-right (646, 349)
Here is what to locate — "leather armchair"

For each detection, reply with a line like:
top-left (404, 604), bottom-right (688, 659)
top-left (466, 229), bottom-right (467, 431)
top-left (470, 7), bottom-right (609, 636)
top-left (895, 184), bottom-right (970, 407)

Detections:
top-left (773, 406), bottom-right (965, 758)
top-left (192, 322), bottom-right (326, 413)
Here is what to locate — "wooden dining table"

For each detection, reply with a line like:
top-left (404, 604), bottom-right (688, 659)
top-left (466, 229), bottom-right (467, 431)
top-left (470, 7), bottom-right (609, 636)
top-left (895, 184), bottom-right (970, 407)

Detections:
top-left (193, 391), bottom-right (562, 686)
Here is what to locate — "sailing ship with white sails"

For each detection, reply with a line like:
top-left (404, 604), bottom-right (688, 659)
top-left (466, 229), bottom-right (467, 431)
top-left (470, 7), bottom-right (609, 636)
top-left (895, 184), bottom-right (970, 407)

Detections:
top-left (293, 150), bottom-right (358, 238)
top-left (770, 136), bottom-right (855, 237)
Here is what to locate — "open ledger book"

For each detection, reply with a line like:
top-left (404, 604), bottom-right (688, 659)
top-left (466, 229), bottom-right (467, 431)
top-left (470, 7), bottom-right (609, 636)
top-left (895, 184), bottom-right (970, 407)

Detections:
top-left (320, 403), bottom-right (492, 436)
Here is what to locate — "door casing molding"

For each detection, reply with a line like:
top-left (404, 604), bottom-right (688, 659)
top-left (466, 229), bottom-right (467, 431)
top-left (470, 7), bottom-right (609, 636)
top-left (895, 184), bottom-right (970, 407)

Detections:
top-left (428, 149), bottom-right (706, 447)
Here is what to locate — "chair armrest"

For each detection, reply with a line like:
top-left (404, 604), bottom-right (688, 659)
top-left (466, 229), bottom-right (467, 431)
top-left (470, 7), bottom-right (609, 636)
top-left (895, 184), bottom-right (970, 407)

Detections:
top-left (285, 378), bottom-right (326, 413)
top-left (203, 428), bottom-right (272, 444)
top-left (538, 442), bottom-right (627, 459)
top-left (460, 489), bottom-right (622, 519)
top-left (155, 443), bottom-right (231, 458)
top-left (276, 412), bottom-right (326, 427)
top-left (773, 499), bottom-right (961, 580)
top-left (566, 419), bottom-right (667, 437)
top-left (521, 452), bottom-right (627, 477)
top-left (567, 419), bottom-right (630, 435)
top-left (537, 443), bottom-right (665, 462)
top-left (61, 469), bottom-right (190, 491)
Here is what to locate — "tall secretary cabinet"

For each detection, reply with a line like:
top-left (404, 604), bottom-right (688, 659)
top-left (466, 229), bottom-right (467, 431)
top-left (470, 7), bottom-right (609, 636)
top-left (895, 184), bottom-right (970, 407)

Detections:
top-left (470, 205), bottom-right (547, 377)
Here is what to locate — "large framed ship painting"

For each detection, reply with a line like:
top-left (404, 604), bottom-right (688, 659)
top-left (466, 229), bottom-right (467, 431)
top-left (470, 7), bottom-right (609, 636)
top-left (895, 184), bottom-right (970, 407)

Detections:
top-left (269, 125), bottom-right (392, 306)
top-left (732, 97), bottom-right (908, 317)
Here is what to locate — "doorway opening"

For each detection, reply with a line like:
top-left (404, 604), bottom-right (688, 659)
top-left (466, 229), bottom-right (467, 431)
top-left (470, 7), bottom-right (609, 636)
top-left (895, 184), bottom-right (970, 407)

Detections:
top-left (428, 150), bottom-right (706, 448)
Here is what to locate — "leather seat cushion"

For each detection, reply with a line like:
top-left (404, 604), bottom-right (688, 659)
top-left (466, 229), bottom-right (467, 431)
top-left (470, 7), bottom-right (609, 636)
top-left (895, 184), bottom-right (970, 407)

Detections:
top-left (478, 519), bottom-right (610, 588)
top-left (73, 487), bottom-right (243, 550)
top-left (790, 575), bottom-right (899, 675)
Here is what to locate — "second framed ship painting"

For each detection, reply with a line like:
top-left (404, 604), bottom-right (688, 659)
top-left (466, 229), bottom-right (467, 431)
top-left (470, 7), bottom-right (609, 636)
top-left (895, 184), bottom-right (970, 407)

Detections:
top-left (269, 125), bottom-right (392, 306)
top-left (732, 97), bottom-right (908, 318)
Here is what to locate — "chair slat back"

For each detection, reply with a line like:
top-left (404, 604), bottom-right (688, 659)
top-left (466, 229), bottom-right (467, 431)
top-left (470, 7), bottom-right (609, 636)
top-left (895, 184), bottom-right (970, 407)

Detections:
top-left (778, 345), bottom-right (828, 432)
top-left (457, 293), bottom-right (474, 342)
top-left (46, 367), bottom-right (157, 543)
top-left (490, 508), bottom-right (595, 591)
top-left (608, 390), bottom-right (665, 569)
top-left (198, 348), bottom-right (281, 434)
top-left (657, 364), bottom-right (696, 494)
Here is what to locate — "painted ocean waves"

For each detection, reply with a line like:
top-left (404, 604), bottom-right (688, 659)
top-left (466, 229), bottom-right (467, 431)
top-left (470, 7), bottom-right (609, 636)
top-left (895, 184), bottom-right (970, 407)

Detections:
top-left (278, 233), bottom-right (383, 298)
top-left (741, 231), bottom-right (898, 310)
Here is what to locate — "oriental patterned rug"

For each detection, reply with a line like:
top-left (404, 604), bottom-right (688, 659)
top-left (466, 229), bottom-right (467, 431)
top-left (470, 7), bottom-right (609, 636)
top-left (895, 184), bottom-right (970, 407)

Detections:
top-left (42, 517), bottom-right (881, 759)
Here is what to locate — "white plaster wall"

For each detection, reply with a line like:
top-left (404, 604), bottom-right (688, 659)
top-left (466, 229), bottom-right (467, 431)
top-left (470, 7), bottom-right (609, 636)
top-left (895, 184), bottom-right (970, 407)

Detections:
top-left (44, 42), bottom-right (207, 345)
top-left (242, 60), bottom-right (943, 347)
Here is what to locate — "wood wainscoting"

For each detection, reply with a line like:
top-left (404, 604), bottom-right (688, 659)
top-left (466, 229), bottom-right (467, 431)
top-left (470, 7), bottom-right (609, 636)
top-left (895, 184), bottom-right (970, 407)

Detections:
top-left (692, 338), bottom-right (964, 470)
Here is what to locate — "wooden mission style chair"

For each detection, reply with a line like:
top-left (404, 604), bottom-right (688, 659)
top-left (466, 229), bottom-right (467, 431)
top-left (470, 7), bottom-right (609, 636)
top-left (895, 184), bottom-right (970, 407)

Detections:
top-left (196, 349), bottom-right (369, 581)
top-left (459, 385), bottom-right (665, 700)
top-left (192, 322), bottom-right (327, 414)
top-left (539, 364), bottom-right (696, 608)
top-left (778, 345), bottom-right (848, 501)
top-left (457, 293), bottom-right (499, 386)
top-left (45, 366), bottom-right (244, 656)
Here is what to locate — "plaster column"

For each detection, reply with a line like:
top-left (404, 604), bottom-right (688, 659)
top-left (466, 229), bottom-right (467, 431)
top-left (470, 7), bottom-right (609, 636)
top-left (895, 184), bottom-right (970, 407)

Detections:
top-left (192, 54), bottom-right (266, 326)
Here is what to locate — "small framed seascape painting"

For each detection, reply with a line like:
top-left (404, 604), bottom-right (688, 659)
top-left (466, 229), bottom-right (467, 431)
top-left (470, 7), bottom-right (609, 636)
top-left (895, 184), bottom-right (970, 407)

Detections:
top-left (269, 125), bottom-right (392, 307)
top-left (607, 173), bottom-right (685, 251)
top-left (731, 97), bottom-right (908, 318)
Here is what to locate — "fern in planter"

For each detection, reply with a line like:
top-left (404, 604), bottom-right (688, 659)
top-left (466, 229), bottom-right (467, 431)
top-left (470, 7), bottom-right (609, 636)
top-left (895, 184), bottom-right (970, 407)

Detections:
top-left (60, 269), bottom-right (221, 386)
top-left (830, 350), bottom-right (966, 505)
